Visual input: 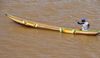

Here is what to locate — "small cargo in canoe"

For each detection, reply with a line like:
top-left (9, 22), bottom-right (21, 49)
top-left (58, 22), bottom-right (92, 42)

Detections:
top-left (5, 14), bottom-right (100, 36)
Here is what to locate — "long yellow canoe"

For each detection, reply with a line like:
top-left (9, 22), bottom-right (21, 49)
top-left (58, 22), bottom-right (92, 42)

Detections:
top-left (5, 14), bottom-right (100, 36)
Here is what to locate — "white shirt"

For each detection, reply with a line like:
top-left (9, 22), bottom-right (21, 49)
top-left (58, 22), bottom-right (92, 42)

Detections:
top-left (77, 22), bottom-right (90, 31)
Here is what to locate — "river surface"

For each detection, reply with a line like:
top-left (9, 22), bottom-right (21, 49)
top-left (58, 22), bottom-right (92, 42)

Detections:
top-left (0, 0), bottom-right (100, 58)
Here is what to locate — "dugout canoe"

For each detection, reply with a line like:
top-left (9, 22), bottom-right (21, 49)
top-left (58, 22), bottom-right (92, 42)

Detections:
top-left (5, 14), bottom-right (100, 36)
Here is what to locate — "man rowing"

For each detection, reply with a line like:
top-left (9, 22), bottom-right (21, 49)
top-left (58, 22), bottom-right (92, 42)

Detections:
top-left (76, 18), bottom-right (90, 31)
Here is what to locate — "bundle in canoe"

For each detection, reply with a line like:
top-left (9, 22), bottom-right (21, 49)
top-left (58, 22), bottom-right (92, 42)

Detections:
top-left (5, 14), bottom-right (100, 36)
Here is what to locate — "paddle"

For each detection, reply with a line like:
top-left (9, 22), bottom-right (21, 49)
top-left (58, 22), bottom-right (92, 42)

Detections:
top-left (76, 20), bottom-right (78, 22)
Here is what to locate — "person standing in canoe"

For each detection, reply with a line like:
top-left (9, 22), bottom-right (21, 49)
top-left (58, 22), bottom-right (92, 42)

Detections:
top-left (76, 18), bottom-right (90, 31)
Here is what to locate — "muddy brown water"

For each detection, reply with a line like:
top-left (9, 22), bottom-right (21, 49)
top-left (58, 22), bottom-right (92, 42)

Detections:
top-left (0, 0), bottom-right (100, 58)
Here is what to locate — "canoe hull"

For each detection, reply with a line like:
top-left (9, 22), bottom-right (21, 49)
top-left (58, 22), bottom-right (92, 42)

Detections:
top-left (5, 14), bottom-right (99, 36)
